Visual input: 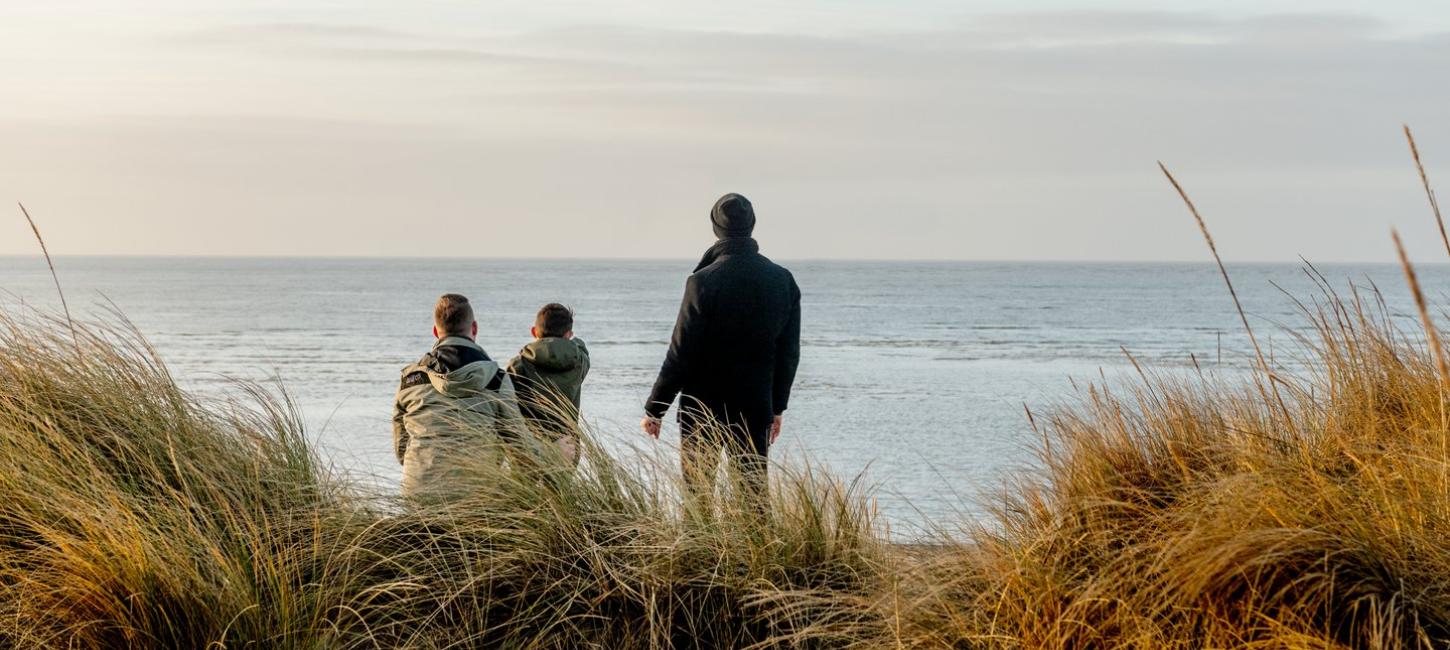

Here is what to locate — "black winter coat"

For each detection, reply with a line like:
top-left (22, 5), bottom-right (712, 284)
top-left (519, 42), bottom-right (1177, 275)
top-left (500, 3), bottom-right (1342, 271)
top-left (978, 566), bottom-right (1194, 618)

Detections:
top-left (646, 238), bottom-right (802, 435)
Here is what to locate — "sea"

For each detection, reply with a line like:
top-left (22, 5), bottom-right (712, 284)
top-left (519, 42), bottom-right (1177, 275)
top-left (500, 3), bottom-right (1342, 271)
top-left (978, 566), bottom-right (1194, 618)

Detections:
top-left (0, 257), bottom-right (1442, 534)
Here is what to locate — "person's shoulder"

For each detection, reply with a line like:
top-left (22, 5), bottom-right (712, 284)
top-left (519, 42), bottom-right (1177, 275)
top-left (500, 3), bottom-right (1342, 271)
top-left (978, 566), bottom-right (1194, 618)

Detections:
top-left (683, 268), bottom-right (713, 291)
top-left (401, 348), bottom-right (434, 375)
top-left (505, 353), bottom-right (531, 375)
top-left (758, 255), bottom-right (795, 280)
top-left (687, 262), bottom-right (717, 280)
top-left (397, 355), bottom-right (432, 395)
top-left (762, 260), bottom-right (800, 299)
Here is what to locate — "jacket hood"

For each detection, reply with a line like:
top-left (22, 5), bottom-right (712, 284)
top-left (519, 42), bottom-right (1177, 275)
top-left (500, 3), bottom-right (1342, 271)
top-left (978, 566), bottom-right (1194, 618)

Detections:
top-left (410, 336), bottom-right (502, 398)
top-left (424, 359), bottom-right (502, 398)
top-left (520, 337), bottom-right (583, 372)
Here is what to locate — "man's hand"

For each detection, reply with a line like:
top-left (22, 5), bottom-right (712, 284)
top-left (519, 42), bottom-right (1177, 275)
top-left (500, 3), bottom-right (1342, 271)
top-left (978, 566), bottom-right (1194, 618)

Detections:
top-left (641, 416), bottom-right (662, 439)
top-left (769, 414), bottom-right (783, 445)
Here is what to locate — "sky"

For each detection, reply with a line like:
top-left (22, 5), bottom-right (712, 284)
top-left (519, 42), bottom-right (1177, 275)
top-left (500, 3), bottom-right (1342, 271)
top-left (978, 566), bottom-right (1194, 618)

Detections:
top-left (2, 1), bottom-right (1450, 262)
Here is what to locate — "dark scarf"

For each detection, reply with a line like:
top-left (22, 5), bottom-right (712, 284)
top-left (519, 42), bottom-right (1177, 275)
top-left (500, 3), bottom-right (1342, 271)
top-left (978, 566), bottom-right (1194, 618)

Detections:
top-left (694, 237), bottom-right (759, 272)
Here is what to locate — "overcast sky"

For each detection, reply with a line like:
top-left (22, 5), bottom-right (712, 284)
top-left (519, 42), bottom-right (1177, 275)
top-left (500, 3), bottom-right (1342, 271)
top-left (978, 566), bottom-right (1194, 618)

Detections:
top-left (2, 1), bottom-right (1449, 261)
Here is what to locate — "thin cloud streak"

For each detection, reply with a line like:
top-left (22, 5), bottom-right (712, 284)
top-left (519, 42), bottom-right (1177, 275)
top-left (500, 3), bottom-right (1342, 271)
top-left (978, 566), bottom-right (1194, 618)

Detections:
top-left (1, 11), bottom-right (1447, 262)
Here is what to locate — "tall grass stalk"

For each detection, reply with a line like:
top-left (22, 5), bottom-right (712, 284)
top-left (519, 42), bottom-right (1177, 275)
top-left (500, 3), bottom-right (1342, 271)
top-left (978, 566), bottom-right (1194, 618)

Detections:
top-left (1157, 162), bottom-right (1293, 424)
top-left (17, 202), bottom-right (78, 349)
top-left (1404, 126), bottom-right (1449, 260)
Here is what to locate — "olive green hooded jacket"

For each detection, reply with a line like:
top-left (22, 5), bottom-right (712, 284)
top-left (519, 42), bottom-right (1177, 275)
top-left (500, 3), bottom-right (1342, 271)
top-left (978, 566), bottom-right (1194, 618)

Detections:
top-left (392, 336), bottom-right (526, 501)
top-left (506, 337), bottom-right (590, 439)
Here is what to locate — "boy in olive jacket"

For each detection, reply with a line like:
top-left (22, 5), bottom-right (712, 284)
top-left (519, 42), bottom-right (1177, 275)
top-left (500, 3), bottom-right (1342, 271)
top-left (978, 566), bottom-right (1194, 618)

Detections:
top-left (506, 303), bottom-right (590, 466)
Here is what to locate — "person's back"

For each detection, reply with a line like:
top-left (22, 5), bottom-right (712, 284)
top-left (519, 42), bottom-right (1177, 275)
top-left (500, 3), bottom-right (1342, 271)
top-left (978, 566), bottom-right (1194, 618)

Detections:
top-left (644, 193), bottom-right (802, 503)
top-left (507, 303), bottom-right (590, 465)
top-left (392, 293), bottom-right (525, 502)
top-left (676, 242), bottom-right (798, 425)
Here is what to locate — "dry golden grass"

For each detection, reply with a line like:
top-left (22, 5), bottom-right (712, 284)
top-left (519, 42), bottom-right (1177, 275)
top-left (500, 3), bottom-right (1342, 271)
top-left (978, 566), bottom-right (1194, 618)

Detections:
top-left (853, 154), bottom-right (1450, 649)
top-left (0, 310), bottom-right (882, 649)
top-left (873, 283), bottom-right (1450, 648)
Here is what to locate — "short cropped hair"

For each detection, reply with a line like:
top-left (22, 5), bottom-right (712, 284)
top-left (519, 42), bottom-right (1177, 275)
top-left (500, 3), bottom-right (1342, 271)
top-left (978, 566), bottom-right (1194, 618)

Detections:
top-left (535, 303), bottom-right (573, 338)
top-left (434, 293), bottom-right (475, 336)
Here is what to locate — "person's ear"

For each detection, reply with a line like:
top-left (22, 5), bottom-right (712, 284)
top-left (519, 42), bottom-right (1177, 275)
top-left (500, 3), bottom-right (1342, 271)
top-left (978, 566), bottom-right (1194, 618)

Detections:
top-left (530, 326), bottom-right (539, 339)
top-left (432, 325), bottom-right (439, 339)
top-left (470, 321), bottom-right (478, 338)
top-left (565, 329), bottom-right (574, 340)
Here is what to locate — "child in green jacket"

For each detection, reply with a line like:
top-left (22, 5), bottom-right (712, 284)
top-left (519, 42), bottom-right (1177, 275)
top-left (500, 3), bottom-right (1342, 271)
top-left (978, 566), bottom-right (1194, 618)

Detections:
top-left (506, 303), bottom-right (590, 467)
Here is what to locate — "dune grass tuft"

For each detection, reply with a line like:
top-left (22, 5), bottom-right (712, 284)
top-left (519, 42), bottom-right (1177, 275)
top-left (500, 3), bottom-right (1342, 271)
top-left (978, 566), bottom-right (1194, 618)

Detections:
top-left (0, 310), bottom-right (882, 649)
top-left (857, 182), bottom-right (1450, 649)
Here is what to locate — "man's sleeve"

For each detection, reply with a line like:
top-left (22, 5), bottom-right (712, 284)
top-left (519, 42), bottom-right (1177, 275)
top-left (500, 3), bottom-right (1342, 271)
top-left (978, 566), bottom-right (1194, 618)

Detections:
top-left (646, 275), bottom-right (706, 419)
top-left (392, 390), bottom-right (409, 465)
top-left (503, 356), bottom-right (533, 411)
top-left (772, 277), bottom-right (802, 415)
top-left (493, 372), bottom-right (528, 443)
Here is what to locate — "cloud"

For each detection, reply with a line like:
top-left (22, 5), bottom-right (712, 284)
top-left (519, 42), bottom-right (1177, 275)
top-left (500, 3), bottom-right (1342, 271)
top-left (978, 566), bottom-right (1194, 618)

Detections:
top-left (166, 22), bottom-right (419, 44)
top-left (411, 15), bottom-right (1450, 176)
top-left (160, 21), bottom-right (647, 75)
top-left (956, 11), bottom-right (1387, 47)
top-left (7, 11), bottom-right (1450, 261)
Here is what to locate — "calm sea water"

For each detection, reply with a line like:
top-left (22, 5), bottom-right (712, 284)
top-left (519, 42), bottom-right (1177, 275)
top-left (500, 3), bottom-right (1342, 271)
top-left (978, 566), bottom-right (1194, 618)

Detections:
top-left (1, 257), bottom-right (1443, 532)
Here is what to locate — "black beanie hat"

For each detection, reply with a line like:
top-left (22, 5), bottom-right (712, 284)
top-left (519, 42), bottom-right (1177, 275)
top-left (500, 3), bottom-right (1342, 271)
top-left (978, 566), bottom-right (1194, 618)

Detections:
top-left (710, 193), bottom-right (756, 239)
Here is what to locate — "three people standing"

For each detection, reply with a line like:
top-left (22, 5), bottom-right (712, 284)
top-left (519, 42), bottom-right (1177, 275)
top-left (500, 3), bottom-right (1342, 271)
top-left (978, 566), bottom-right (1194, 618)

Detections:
top-left (393, 193), bottom-right (801, 506)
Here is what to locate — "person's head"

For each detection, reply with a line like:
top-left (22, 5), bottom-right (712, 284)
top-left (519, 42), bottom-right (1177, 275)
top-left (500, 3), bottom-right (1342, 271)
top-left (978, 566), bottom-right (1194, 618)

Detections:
top-left (432, 293), bottom-right (477, 340)
top-left (710, 193), bottom-right (755, 240)
top-left (531, 302), bottom-right (574, 340)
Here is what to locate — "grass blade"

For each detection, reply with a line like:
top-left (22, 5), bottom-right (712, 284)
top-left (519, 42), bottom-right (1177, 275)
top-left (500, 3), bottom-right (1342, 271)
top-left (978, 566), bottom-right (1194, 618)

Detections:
top-left (1405, 125), bottom-right (1449, 260)
top-left (17, 202), bottom-right (78, 350)
top-left (1157, 162), bottom-right (1291, 423)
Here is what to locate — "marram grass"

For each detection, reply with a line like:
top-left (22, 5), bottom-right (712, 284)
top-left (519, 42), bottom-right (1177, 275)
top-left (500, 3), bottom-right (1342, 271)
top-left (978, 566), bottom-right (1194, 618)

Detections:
top-left (0, 309), bottom-right (882, 650)
top-left (869, 277), bottom-right (1450, 650)
top-left (1, 275), bottom-right (1448, 649)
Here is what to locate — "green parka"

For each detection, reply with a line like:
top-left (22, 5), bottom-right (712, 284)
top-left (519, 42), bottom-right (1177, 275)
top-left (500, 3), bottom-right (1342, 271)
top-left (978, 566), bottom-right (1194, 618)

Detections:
top-left (506, 337), bottom-right (590, 439)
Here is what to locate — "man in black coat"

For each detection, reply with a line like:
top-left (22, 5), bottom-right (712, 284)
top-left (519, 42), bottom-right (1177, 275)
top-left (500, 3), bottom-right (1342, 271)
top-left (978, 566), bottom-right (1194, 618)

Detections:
top-left (642, 193), bottom-right (802, 505)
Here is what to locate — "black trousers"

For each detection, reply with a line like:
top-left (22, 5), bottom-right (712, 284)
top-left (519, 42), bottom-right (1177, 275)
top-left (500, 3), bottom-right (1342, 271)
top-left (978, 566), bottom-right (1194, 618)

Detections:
top-left (678, 403), bottom-right (770, 508)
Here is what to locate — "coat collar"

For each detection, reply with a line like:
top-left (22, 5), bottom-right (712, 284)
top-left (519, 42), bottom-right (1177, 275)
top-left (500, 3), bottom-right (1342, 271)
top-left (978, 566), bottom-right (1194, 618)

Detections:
top-left (693, 237), bottom-right (760, 272)
top-left (434, 335), bottom-right (483, 351)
